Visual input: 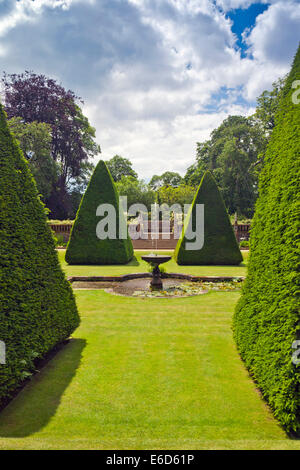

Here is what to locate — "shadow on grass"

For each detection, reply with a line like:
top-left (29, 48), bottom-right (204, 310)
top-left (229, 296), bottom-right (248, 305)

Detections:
top-left (127, 255), bottom-right (140, 266)
top-left (0, 338), bottom-right (86, 438)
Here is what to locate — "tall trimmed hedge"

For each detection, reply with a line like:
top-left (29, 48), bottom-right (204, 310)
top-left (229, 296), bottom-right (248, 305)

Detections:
top-left (175, 171), bottom-right (242, 265)
top-left (66, 160), bottom-right (133, 265)
top-left (0, 104), bottom-right (79, 405)
top-left (233, 46), bottom-right (300, 433)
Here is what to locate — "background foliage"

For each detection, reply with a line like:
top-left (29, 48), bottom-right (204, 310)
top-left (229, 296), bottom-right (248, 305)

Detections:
top-left (7, 117), bottom-right (57, 199)
top-left (2, 72), bottom-right (100, 219)
top-left (105, 155), bottom-right (138, 182)
top-left (184, 78), bottom-right (286, 218)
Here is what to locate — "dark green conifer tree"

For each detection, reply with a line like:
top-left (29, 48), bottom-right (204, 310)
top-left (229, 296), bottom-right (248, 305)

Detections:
top-left (0, 104), bottom-right (79, 404)
top-left (233, 46), bottom-right (300, 433)
top-left (175, 171), bottom-right (242, 265)
top-left (66, 160), bottom-right (133, 265)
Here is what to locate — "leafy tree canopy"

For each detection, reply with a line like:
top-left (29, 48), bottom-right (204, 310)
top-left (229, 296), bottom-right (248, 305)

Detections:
top-left (184, 115), bottom-right (266, 217)
top-left (2, 71), bottom-right (100, 219)
top-left (7, 117), bottom-right (58, 200)
top-left (68, 161), bottom-right (95, 219)
top-left (105, 155), bottom-right (138, 182)
top-left (116, 175), bottom-right (155, 211)
top-left (149, 171), bottom-right (182, 190)
top-left (157, 184), bottom-right (195, 209)
top-left (254, 75), bottom-right (287, 134)
top-left (184, 77), bottom-right (288, 218)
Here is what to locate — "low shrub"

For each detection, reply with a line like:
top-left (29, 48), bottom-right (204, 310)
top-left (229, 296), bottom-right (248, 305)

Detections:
top-left (48, 220), bottom-right (74, 225)
top-left (53, 233), bottom-right (66, 247)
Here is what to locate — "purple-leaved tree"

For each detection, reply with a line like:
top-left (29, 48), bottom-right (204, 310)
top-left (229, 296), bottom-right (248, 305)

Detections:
top-left (2, 71), bottom-right (100, 218)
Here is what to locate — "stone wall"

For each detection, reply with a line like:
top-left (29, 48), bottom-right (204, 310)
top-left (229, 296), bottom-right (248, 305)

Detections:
top-left (50, 222), bottom-right (250, 249)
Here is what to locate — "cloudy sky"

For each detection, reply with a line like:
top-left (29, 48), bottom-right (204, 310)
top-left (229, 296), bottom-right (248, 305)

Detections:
top-left (0, 0), bottom-right (299, 178)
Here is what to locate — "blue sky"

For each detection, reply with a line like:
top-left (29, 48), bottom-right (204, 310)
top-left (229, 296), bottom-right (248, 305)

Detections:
top-left (0, 0), bottom-right (299, 177)
top-left (227, 2), bottom-right (270, 57)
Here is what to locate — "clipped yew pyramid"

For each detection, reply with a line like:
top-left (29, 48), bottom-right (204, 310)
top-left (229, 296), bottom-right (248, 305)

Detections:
top-left (66, 160), bottom-right (133, 264)
top-left (0, 103), bottom-right (79, 404)
top-left (175, 171), bottom-right (242, 265)
top-left (233, 46), bottom-right (300, 433)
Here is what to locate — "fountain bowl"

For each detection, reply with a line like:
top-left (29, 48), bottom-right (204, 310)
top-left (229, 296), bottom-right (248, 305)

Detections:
top-left (141, 254), bottom-right (172, 265)
top-left (141, 254), bottom-right (172, 290)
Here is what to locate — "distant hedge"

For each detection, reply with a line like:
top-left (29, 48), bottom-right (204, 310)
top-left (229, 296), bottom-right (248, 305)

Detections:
top-left (66, 160), bottom-right (133, 265)
top-left (239, 240), bottom-right (249, 248)
top-left (0, 104), bottom-right (79, 405)
top-left (175, 171), bottom-right (242, 265)
top-left (48, 220), bottom-right (74, 225)
top-left (233, 46), bottom-right (300, 433)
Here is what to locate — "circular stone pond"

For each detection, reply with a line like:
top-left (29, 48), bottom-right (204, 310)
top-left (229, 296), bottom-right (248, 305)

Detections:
top-left (71, 278), bottom-right (243, 298)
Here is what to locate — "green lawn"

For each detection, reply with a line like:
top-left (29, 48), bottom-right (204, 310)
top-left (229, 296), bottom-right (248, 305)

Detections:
top-left (58, 249), bottom-right (249, 278)
top-left (0, 250), bottom-right (299, 449)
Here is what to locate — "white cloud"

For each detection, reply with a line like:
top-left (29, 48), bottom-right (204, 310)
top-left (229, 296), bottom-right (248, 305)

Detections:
top-left (0, 0), bottom-right (298, 178)
top-left (246, 1), bottom-right (300, 64)
top-left (215, 0), bottom-right (271, 11)
top-left (0, 0), bottom-right (75, 38)
top-left (0, 3), bottom-right (29, 37)
top-left (242, 1), bottom-right (300, 99)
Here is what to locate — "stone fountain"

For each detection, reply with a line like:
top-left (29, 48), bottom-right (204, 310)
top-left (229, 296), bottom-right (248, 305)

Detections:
top-left (141, 253), bottom-right (171, 290)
